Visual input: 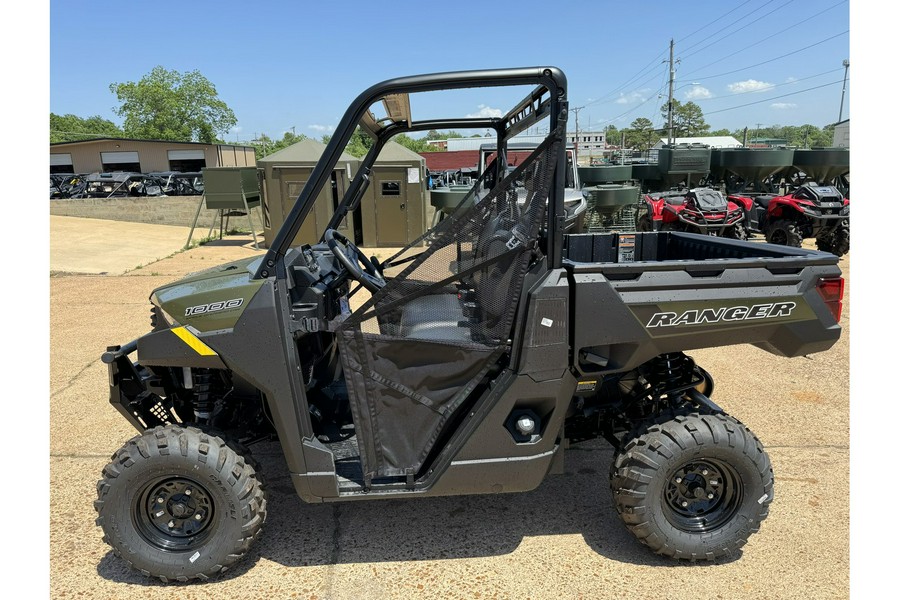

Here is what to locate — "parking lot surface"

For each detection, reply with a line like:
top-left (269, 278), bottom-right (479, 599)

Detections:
top-left (49, 219), bottom-right (850, 599)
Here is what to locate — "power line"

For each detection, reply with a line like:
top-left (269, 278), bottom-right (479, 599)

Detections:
top-left (583, 62), bottom-right (668, 109)
top-left (581, 51), bottom-right (667, 108)
top-left (679, 0), bottom-right (782, 54)
top-left (703, 79), bottom-right (844, 115)
top-left (681, 0), bottom-right (797, 60)
top-left (681, 30), bottom-right (849, 80)
top-left (599, 79), bottom-right (671, 126)
top-left (676, 0), bottom-right (756, 45)
top-left (683, 0), bottom-right (847, 75)
top-left (690, 68), bottom-right (844, 102)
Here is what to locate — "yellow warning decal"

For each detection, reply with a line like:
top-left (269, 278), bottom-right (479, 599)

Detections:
top-left (171, 327), bottom-right (217, 356)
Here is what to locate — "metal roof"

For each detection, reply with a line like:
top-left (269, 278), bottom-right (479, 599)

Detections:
top-left (373, 141), bottom-right (425, 164)
top-left (49, 137), bottom-right (254, 150)
top-left (653, 136), bottom-right (743, 149)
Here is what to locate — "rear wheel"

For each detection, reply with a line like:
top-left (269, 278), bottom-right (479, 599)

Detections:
top-left (610, 412), bottom-right (773, 561)
top-left (765, 219), bottom-right (802, 247)
top-left (95, 425), bottom-right (267, 582)
top-left (637, 213), bottom-right (653, 232)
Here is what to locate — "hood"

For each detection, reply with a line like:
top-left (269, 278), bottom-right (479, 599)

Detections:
top-left (150, 256), bottom-right (266, 332)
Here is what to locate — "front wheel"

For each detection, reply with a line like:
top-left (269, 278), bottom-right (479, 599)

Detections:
top-left (816, 221), bottom-right (850, 256)
top-left (610, 413), bottom-right (773, 561)
top-left (95, 425), bottom-right (267, 582)
top-left (765, 219), bottom-right (802, 247)
top-left (724, 222), bottom-right (749, 241)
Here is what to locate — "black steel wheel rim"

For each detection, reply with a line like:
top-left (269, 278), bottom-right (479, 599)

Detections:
top-left (770, 228), bottom-right (786, 245)
top-left (663, 458), bottom-right (742, 533)
top-left (133, 476), bottom-right (217, 551)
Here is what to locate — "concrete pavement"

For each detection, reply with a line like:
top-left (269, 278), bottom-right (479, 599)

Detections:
top-left (48, 217), bottom-right (850, 599)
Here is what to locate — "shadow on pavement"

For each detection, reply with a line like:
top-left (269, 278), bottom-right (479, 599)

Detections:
top-left (97, 439), bottom-right (735, 585)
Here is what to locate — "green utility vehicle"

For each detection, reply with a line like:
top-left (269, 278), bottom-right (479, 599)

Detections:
top-left (97, 68), bottom-right (845, 581)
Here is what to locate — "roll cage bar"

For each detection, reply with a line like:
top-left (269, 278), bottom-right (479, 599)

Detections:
top-left (253, 67), bottom-right (569, 280)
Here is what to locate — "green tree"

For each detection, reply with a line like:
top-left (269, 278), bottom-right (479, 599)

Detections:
top-left (50, 113), bottom-right (123, 143)
top-left (391, 133), bottom-right (434, 154)
top-left (246, 131), bottom-right (308, 159)
top-left (344, 127), bottom-right (375, 158)
top-left (661, 99), bottom-right (710, 138)
top-left (109, 66), bottom-right (237, 143)
top-left (629, 117), bottom-right (655, 152)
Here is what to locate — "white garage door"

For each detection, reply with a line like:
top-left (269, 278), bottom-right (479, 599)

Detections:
top-left (168, 150), bottom-right (206, 160)
top-left (100, 151), bottom-right (140, 164)
top-left (50, 153), bottom-right (73, 166)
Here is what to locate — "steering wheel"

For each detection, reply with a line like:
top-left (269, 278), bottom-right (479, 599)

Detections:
top-left (324, 228), bottom-right (386, 294)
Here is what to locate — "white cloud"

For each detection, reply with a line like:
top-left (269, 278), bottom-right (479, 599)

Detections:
top-left (615, 91), bottom-right (647, 105)
top-left (229, 126), bottom-right (243, 134)
top-left (308, 124), bottom-right (334, 133)
top-left (771, 103), bottom-right (797, 110)
top-left (727, 79), bottom-right (775, 93)
top-left (465, 104), bottom-right (503, 118)
top-left (684, 86), bottom-right (712, 100)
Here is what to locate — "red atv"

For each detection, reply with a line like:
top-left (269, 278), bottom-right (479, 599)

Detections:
top-left (729, 184), bottom-right (850, 256)
top-left (637, 187), bottom-right (747, 239)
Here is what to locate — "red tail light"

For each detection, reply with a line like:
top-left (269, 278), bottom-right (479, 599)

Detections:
top-left (816, 277), bottom-right (845, 323)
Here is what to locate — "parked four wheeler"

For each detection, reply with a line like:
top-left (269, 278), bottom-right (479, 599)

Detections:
top-left (637, 187), bottom-right (747, 239)
top-left (96, 67), bottom-right (845, 582)
top-left (729, 183), bottom-right (850, 256)
top-left (79, 172), bottom-right (164, 198)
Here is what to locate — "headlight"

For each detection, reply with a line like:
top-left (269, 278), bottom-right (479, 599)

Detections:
top-left (150, 305), bottom-right (179, 330)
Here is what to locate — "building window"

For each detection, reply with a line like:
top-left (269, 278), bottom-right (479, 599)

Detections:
top-left (381, 181), bottom-right (401, 196)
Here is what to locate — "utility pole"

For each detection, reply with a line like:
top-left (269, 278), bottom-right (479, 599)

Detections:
top-left (755, 123), bottom-right (762, 146)
top-left (667, 39), bottom-right (675, 147)
top-left (572, 106), bottom-right (583, 164)
top-left (838, 59), bottom-right (849, 122)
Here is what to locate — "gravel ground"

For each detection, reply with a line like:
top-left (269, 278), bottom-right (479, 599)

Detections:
top-left (48, 224), bottom-right (850, 599)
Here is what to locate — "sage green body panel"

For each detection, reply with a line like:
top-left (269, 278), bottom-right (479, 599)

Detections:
top-left (150, 256), bottom-right (266, 332)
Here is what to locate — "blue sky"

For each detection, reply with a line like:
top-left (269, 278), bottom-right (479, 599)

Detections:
top-left (49, 0), bottom-right (851, 141)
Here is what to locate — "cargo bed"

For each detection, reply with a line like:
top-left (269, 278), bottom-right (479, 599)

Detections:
top-left (562, 232), bottom-right (843, 375)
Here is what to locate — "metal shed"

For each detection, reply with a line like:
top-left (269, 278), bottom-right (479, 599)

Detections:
top-left (257, 139), bottom-right (358, 248)
top-left (359, 141), bottom-right (427, 247)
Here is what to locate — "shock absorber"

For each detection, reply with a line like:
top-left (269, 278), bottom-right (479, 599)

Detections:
top-left (648, 352), bottom-right (694, 396)
top-left (192, 371), bottom-right (215, 424)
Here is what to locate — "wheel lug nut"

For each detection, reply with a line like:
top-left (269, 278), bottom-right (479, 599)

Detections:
top-left (185, 488), bottom-right (192, 496)
top-left (156, 497), bottom-right (164, 504)
top-left (675, 477), bottom-right (682, 483)
top-left (701, 469), bottom-right (709, 475)
top-left (194, 513), bottom-right (203, 520)
top-left (168, 520), bottom-right (175, 528)
top-left (681, 501), bottom-right (688, 507)
top-left (708, 493), bottom-right (714, 499)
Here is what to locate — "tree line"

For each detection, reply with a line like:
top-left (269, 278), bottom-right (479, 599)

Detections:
top-left (49, 67), bottom-right (841, 158)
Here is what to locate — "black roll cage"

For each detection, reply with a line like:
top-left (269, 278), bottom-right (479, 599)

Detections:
top-left (252, 67), bottom-right (569, 280)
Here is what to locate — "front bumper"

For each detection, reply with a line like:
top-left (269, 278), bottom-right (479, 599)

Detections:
top-left (102, 340), bottom-right (169, 432)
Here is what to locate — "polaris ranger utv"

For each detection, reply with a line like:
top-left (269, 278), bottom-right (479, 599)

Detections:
top-left (96, 67), bottom-right (845, 582)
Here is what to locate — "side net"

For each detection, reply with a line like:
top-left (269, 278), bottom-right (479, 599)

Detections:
top-left (336, 128), bottom-right (562, 480)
